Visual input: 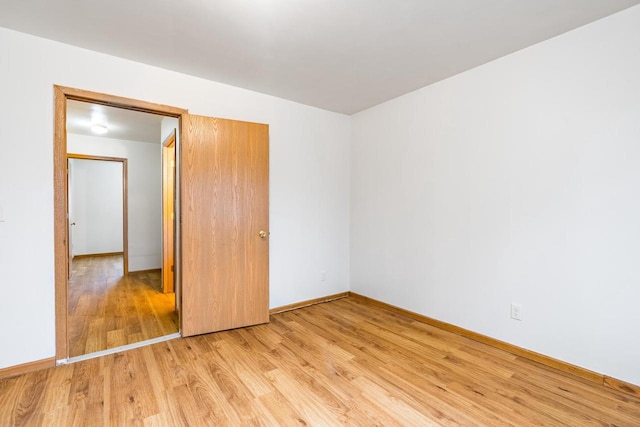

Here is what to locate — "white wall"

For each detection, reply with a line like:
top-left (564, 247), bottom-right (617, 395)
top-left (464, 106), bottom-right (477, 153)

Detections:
top-left (69, 158), bottom-right (124, 256)
top-left (0, 28), bottom-right (350, 369)
top-left (68, 134), bottom-right (162, 271)
top-left (160, 117), bottom-right (179, 143)
top-left (351, 6), bottom-right (640, 386)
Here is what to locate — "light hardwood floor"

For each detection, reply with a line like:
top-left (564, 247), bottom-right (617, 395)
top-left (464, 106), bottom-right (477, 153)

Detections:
top-left (1, 297), bottom-right (638, 426)
top-left (68, 255), bottom-right (178, 357)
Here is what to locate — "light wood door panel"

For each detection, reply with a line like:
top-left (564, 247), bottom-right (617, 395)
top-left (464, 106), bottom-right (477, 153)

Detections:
top-left (181, 115), bottom-right (269, 336)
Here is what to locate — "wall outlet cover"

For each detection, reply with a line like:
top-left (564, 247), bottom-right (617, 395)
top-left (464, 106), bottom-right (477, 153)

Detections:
top-left (510, 303), bottom-right (523, 321)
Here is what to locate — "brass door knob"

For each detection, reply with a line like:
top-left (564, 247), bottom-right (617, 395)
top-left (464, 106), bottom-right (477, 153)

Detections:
top-left (259, 230), bottom-right (267, 239)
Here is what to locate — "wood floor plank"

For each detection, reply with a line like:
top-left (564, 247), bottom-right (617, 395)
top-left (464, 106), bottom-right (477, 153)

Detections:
top-left (109, 351), bottom-right (159, 425)
top-left (258, 389), bottom-right (311, 426)
top-left (352, 375), bottom-right (442, 426)
top-left (10, 370), bottom-right (48, 427)
top-left (183, 362), bottom-right (243, 425)
top-left (2, 297), bottom-right (639, 425)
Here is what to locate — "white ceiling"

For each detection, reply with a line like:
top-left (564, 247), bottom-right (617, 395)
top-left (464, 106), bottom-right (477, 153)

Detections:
top-left (2, 0), bottom-right (639, 114)
top-left (67, 100), bottom-right (165, 143)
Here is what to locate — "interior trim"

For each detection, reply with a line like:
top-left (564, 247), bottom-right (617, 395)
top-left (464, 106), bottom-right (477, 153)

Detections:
top-left (269, 292), bottom-right (350, 315)
top-left (603, 375), bottom-right (640, 398)
top-left (0, 357), bottom-right (55, 380)
top-left (68, 153), bottom-right (128, 274)
top-left (128, 268), bottom-right (162, 274)
top-left (73, 252), bottom-right (124, 259)
top-left (348, 292), bottom-right (640, 397)
top-left (55, 85), bottom-right (186, 116)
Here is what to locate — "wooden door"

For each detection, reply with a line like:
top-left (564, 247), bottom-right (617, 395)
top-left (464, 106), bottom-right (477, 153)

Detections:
top-left (181, 115), bottom-right (269, 336)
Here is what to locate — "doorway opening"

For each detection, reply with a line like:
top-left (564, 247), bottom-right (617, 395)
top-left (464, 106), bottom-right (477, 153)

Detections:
top-left (67, 155), bottom-right (128, 276)
top-left (55, 86), bottom-right (271, 363)
top-left (54, 86), bottom-right (187, 363)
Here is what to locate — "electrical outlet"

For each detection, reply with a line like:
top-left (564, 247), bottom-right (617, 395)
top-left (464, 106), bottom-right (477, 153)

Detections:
top-left (510, 303), bottom-right (522, 321)
top-left (321, 271), bottom-right (327, 281)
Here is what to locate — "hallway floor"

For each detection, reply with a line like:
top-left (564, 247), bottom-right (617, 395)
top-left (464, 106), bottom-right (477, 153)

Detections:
top-left (68, 255), bottom-right (178, 357)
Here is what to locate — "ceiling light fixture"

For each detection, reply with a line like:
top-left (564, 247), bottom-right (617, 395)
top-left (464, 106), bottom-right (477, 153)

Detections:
top-left (91, 123), bottom-right (108, 134)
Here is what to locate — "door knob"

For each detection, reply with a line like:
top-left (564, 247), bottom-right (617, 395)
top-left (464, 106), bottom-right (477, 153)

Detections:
top-left (259, 230), bottom-right (267, 239)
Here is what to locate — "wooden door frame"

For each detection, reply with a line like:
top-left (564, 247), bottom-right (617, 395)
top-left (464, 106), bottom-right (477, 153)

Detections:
top-left (54, 85), bottom-right (187, 362)
top-left (67, 154), bottom-right (129, 273)
top-left (162, 131), bottom-right (176, 293)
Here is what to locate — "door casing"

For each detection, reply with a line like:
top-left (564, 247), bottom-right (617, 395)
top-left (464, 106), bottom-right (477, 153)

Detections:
top-left (53, 86), bottom-right (186, 361)
top-left (162, 131), bottom-right (176, 294)
top-left (67, 154), bottom-right (128, 274)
